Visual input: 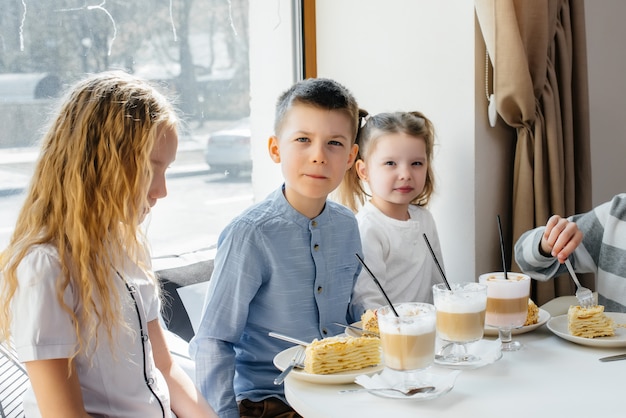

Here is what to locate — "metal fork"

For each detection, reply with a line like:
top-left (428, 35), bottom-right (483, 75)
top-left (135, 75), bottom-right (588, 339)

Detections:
top-left (274, 347), bottom-right (306, 385)
top-left (564, 258), bottom-right (595, 308)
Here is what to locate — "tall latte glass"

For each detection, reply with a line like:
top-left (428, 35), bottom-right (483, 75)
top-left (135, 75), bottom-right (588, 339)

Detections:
top-left (432, 282), bottom-right (487, 365)
top-left (377, 303), bottom-right (436, 389)
top-left (478, 272), bottom-right (531, 351)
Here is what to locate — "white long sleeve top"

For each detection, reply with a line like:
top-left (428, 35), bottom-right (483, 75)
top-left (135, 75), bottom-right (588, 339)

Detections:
top-left (350, 201), bottom-right (445, 315)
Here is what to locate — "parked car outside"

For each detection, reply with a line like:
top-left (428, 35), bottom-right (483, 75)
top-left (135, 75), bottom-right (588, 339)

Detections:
top-left (204, 117), bottom-right (251, 177)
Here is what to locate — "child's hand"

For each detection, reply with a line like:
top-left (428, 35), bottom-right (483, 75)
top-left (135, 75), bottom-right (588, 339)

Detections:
top-left (540, 215), bottom-right (583, 264)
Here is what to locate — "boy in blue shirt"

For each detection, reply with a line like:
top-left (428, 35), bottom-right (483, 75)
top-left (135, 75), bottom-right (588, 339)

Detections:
top-left (190, 78), bottom-right (363, 417)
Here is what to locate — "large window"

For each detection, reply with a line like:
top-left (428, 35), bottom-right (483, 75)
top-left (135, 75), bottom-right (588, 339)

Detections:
top-left (0, 0), bottom-right (300, 258)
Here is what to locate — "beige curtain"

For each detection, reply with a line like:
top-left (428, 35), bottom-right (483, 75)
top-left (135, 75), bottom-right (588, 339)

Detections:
top-left (475, 0), bottom-right (592, 305)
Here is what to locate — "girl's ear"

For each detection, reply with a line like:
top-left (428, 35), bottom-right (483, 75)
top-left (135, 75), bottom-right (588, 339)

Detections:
top-left (355, 159), bottom-right (368, 181)
top-left (268, 136), bottom-right (281, 163)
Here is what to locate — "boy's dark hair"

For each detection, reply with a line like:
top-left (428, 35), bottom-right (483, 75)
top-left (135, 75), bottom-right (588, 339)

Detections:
top-left (274, 78), bottom-right (361, 141)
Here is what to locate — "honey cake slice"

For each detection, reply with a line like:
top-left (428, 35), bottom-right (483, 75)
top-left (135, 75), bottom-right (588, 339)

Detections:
top-left (567, 305), bottom-right (615, 338)
top-left (361, 309), bottom-right (379, 334)
top-left (304, 335), bottom-right (381, 375)
top-left (524, 299), bottom-right (539, 326)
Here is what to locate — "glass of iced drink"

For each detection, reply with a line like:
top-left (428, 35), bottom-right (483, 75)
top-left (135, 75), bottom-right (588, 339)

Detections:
top-left (432, 282), bottom-right (487, 364)
top-left (478, 272), bottom-right (531, 351)
top-left (377, 302), bottom-right (436, 388)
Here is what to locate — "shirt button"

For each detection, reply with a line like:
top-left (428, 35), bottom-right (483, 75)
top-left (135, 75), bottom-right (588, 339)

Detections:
top-left (313, 244), bottom-right (319, 251)
top-left (312, 220), bottom-right (318, 227)
top-left (317, 286), bottom-right (323, 294)
top-left (322, 328), bottom-right (328, 335)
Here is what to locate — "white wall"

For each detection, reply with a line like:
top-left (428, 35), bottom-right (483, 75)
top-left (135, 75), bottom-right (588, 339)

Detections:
top-left (315, 0), bottom-right (476, 283)
top-left (585, 1), bottom-right (626, 206)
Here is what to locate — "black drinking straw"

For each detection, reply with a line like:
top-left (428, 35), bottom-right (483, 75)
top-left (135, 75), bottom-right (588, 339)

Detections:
top-left (355, 253), bottom-right (399, 317)
top-left (422, 233), bottom-right (452, 291)
top-left (497, 215), bottom-right (509, 280)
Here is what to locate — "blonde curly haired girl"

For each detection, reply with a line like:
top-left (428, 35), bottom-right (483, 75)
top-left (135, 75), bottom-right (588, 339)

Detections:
top-left (0, 71), bottom-right (216, 418)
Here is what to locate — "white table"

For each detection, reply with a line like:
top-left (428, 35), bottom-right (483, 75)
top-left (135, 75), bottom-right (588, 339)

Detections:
top-left (285, 301), bottom-right (623, 418)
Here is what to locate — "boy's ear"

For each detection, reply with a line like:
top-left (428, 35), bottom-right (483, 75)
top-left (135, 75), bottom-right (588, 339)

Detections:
top-left (346, 143), bottom-right (359, 170)
top-left (355, 159), bottom-right (367, 181)
top-left (268, 136), bottom-right (281, 163)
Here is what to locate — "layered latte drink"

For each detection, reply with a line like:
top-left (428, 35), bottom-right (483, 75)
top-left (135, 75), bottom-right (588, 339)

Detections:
top-left (432, 282), bottom-right (487, 343)
top-left (479, 273), bottom-right (531, 327)
top-left (377, 303), bottom-right (436, 371)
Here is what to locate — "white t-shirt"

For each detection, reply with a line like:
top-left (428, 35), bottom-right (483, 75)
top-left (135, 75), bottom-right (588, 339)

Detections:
top-left (351, 202), bottom-right (445, 313)
top-left (11, 244), bottom-right (172, 418)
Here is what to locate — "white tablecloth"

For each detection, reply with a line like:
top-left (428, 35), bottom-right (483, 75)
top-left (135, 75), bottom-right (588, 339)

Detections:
top-left (285, 305), bottom-right (623, 418)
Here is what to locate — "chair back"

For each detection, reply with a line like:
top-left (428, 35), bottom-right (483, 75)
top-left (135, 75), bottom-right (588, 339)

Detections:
top-left (0, 341), bottom-right (28, 418)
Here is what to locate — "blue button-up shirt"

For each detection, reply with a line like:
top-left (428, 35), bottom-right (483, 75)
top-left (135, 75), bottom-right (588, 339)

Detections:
top-left (189, 186), bottom-right (362, 417)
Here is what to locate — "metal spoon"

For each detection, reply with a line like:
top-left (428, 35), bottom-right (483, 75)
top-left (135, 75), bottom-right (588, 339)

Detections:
top-left (268, 332), bottom-right (310, 346)
top-left (339, 386), bottom-right (436, 396)
top-left (564, 259), bottom-right (595, 308)
top-left (332, 322), bottom-right (379, 337)
top-left (274, 347), bottom-right (306, 385)
top-left (435, 354), bottom-right (475, 363)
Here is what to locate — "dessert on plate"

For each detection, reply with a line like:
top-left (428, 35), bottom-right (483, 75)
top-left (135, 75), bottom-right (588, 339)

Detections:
top-left (304, 335), bottom-right (381, 374)
top-left (361, 309), bottom-right (379, 334)
top-left (524, 299), bottom-right (539, 326)
top-left (567, 304), bottom-right (615, 338)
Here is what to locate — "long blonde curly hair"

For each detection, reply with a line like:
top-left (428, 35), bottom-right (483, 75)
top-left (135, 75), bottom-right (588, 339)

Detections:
top-left (0, 71), bottom-right (178, 364)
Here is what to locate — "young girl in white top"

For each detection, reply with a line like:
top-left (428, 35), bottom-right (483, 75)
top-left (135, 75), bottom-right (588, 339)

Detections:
top-left (338, 111), bottom-right (445, 316)
top-left (0, 71), bottom-right (216, 418)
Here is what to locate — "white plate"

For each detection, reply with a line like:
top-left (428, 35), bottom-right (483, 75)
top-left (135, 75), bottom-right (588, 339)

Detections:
top-left (484, 308), bottom-right (551, 336)
top-left (546, 312), bottom-right (626, 348)
top-left (353, 367), bottom-right (460, 401)
top-left (434, 338), bottom-right (502, 370)
top-left (273, 345), bottom-right (384, 384)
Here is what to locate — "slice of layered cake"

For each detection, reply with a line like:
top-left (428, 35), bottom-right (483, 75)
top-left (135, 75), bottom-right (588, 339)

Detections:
top-left (568, 305), bottom-right (615, 338)
top-left (361, 309), bottom-right (379, 334)
top-left (524, 299), bottom-right (539, 326)
top-left (304, 335), bottom-right (381, 374)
